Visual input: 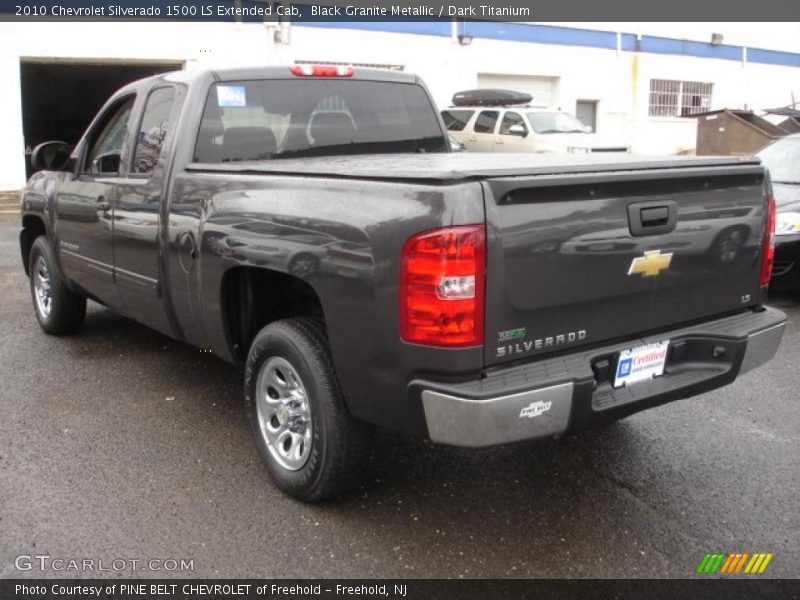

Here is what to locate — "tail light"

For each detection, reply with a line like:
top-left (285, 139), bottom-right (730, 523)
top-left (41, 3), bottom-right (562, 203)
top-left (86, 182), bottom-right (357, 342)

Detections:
top-left (289, 65), bottom-right (354, 77)
top-left (759, 194), bottom-right (776, 286)
top-left (400, 225), bottom-right (485, 347)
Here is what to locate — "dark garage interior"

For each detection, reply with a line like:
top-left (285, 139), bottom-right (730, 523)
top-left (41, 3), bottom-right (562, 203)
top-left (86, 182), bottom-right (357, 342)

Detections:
top-left (20, 59), bottom-right (182, 177)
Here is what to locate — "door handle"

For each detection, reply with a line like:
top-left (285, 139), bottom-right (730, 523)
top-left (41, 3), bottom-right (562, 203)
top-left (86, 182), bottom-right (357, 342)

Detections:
top-left (640, 206), bottom-right (670, 227)
top-left (627, 201), bottom-right (677, 237)
top-left (96, 195), bottom-right (110, 212)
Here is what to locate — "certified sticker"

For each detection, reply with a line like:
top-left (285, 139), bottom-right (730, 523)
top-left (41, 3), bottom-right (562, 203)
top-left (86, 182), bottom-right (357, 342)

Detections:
top-left (613, 339), bottom-right (669, 388)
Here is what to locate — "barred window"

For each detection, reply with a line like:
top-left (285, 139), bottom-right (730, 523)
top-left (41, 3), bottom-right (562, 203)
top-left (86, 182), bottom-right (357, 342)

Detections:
top-left (649, 79), bottom-right (713, 117)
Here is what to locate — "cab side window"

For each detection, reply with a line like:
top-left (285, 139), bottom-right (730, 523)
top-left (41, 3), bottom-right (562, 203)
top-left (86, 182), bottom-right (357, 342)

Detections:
top-left (133, 86), bottom-right (176, 174)
top-left (473, 110), bottom-right (499, 134)
top-left (85, 97), bottom-right (135, 175)
top-left (499, 112), bottom-right (527, 135)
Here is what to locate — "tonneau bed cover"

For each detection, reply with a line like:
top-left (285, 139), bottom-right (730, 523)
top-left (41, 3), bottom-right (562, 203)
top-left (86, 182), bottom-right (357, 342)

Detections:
top-left (186, 153), bottom-right (761, 182)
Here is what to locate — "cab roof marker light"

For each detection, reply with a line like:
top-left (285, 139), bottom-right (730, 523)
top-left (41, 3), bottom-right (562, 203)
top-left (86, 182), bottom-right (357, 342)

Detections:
top-left (289, 65), bottom-right (354, 77)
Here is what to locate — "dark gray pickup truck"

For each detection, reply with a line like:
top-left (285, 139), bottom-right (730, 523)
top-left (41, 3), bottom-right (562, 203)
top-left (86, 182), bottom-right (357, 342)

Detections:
top-left (20, 66), bottom-right (786, 500)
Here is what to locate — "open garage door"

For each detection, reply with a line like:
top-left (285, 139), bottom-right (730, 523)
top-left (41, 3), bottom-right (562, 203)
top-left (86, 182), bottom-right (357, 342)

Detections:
top-left (477, 73), bottom-right (558, 109)
top-left (20, 59), bottom-right (182, 178)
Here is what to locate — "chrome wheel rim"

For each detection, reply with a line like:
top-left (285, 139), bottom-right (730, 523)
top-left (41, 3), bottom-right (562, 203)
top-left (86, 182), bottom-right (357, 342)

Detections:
top-left (255, 356), bottom-right (313, 471)
top-left (33, 256), bottom-right (53, 319)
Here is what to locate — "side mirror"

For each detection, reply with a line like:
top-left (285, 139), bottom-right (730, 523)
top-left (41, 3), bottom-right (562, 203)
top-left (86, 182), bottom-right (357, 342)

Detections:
top-left (508, 124), bottom-right (528, 137)
top-left (91, 152), bottom-right (121, 175)
top-left (30, 141), bottom-right (70, 172)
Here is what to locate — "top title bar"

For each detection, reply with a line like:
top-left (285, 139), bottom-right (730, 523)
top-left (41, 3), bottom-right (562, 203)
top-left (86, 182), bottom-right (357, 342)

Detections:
top-left (2, 0), bottom-right (799, 22)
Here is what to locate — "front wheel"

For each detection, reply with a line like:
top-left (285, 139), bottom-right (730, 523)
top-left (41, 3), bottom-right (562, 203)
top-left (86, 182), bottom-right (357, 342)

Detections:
top-left (244, 318), bottom-right (371, 501)
top-left (29, 236), bottom-right (86, 335)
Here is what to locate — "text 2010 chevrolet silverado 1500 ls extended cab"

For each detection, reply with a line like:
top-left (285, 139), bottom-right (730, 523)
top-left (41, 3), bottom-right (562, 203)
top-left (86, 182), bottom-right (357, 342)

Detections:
top-left (20, 66), bottom-right (786, 501)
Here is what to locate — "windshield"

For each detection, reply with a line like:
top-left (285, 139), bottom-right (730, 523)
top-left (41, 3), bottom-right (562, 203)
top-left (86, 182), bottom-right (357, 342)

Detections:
top-left (757, 138), bottom-right (800, 184)
top-left (526, 111), bottom-right (588, 134)
top-left (194, 79), bottom-right (447, 162)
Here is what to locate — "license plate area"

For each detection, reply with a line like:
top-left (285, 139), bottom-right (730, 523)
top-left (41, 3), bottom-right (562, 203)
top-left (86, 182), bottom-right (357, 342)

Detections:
top-left (613, 339), bottom-right (670, 388)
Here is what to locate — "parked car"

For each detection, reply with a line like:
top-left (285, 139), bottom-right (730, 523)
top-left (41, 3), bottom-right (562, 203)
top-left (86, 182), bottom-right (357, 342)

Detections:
top-left (442, 89), bottom-right (628, 154)
top-left (757, 133), bottom-right (800, 294)
top-left (20, 66), bottom-right (784, 501)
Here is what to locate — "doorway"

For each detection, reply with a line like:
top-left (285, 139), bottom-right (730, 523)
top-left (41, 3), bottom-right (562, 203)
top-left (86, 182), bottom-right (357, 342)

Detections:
top-left (576, 100), bottom-right (598, 132)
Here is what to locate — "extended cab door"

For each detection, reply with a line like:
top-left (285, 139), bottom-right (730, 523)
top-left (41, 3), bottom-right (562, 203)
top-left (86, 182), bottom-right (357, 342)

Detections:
top-left (113, 85), bottom-right (178, 335)
top-left (55, 95), bottom-right (135, 308)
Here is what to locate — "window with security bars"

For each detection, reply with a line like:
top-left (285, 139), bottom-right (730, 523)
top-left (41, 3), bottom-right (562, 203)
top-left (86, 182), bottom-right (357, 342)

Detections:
top-left (649, 79), bottom-right (713, 117)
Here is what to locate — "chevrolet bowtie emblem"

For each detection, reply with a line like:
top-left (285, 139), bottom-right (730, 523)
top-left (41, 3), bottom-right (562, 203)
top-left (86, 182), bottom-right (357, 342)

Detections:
top-left (628, 250), bottom-right (673, 277)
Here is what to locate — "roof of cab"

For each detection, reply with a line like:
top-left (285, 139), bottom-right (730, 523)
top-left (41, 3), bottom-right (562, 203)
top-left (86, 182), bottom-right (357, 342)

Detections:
top-left (209, 65), bottom-right (418, 84)
top-left (111, 65), bottom-right (419, 97)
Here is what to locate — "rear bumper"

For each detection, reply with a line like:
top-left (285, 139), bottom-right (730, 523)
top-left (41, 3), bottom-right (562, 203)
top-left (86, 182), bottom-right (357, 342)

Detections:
top-left (413, 307), bottom-right (786, 447)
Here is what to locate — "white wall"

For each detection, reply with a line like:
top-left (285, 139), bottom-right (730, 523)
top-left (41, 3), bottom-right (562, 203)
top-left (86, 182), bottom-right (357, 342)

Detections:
top-left (1, 21), bottom-right (799, 189)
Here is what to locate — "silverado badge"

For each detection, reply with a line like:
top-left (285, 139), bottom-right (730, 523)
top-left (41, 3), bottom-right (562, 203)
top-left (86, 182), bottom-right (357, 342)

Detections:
top-left (628, 250), bottom-right (673, 277)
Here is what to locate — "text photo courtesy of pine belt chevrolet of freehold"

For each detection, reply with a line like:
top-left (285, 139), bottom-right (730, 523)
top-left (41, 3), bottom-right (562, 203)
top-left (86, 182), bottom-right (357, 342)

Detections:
top-left (20, 66), bottom-right (786, 501)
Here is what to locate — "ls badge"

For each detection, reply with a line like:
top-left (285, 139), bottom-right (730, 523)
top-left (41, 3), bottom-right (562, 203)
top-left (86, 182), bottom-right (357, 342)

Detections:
top-left (628, 250), bottom-right (673, 277)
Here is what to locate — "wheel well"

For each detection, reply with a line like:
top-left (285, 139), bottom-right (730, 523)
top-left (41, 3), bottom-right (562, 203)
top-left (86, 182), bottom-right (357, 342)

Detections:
top-left (221, 267), bottom-right (325, 362)
top-left (20, 215), bottom-right (47, 275)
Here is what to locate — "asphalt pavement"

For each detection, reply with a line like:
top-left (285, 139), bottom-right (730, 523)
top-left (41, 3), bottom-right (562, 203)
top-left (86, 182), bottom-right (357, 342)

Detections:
top-left (1, 213), bottom-right (798, 579)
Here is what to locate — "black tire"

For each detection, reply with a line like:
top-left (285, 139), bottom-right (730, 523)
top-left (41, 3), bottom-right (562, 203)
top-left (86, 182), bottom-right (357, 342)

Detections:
top-left (29, 236), bottom-right (86, 335)
top-left (244, 317), bottom-right (371, 501)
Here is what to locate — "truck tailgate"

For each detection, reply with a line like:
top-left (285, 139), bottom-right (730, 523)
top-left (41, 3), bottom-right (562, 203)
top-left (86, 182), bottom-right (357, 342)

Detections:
top-left (484, 163), bottom-right (767, 367)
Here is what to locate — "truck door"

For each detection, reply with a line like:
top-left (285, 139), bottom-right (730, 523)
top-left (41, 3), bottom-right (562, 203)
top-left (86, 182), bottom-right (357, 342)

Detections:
top-left (55, 95), bottom-right (135, 309)
top-left (113, 85), bottom-right (178, 336)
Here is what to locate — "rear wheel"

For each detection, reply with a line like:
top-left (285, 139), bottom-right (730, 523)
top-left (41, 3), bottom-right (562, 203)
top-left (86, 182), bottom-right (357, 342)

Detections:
top-left (244, 317), bottom-right (371, 501)
top-left (29, 236), bottom-right (86, 335)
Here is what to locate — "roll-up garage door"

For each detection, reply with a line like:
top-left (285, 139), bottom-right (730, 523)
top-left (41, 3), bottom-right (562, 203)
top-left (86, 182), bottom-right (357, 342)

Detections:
top-left (477, 73), bottom-right (557, 108)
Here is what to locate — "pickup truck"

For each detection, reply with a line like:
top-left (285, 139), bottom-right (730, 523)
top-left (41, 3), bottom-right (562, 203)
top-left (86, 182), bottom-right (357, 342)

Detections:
top-left (20, 66), bottom-right (786, 501)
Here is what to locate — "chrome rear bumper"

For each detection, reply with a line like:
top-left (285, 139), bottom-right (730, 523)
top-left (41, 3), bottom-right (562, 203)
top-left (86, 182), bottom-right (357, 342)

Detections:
top-left (417, 307), bottom-right (786, 447)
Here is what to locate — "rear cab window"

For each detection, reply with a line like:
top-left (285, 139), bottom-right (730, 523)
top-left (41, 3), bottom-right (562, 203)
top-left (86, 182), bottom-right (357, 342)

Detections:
top-left (193, 79), bottom-right (448, 162)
